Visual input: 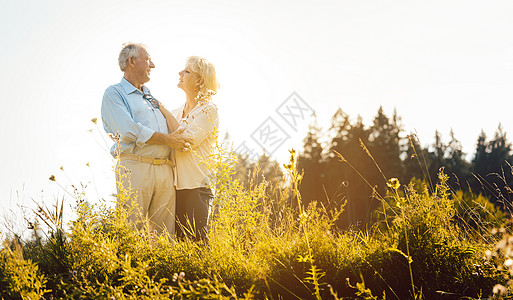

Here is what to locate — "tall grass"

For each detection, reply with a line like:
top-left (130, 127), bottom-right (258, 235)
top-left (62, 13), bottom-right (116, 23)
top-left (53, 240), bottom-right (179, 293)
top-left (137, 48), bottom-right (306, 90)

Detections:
top-left (0, 139), bottom-right (510, 299)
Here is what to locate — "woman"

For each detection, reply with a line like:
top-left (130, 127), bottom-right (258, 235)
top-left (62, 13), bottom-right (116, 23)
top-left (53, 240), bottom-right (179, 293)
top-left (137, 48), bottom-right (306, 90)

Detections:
top-left (159, 56), bottom-right (219, 240)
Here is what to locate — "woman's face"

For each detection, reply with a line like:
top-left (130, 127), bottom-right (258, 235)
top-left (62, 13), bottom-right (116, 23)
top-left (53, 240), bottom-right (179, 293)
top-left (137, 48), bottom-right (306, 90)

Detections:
top-left (178, 67), bottom-right (201, 94)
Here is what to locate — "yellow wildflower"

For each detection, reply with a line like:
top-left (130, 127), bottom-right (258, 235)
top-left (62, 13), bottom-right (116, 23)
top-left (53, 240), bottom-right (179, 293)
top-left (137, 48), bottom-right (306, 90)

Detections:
top-left (387, 178), bottom-right (400, 190)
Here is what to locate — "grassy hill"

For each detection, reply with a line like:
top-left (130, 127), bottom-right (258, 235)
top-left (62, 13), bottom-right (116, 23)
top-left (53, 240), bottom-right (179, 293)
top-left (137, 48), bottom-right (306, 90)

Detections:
top-left (0, 148), bottom-right (511, 299)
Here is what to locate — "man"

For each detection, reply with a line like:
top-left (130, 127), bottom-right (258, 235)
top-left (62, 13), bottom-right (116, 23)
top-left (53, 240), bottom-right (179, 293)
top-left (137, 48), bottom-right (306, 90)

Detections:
top-left (101, 43), bottom-right (190, 234)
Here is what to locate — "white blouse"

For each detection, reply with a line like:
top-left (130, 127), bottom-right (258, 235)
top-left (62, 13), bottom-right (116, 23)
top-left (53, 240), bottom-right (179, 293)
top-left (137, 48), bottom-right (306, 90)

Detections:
top-left (171, 102), bottom-right (219, 190)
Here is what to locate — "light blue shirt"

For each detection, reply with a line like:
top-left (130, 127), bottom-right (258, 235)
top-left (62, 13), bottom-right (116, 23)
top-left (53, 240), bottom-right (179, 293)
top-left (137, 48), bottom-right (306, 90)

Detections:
top-left (101, 78), bottom-right (170, 158)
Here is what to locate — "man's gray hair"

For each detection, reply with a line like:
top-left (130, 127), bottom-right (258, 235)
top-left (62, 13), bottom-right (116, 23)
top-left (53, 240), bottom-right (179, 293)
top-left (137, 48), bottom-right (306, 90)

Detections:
top-left (118, 43), bottom-right (147, 72)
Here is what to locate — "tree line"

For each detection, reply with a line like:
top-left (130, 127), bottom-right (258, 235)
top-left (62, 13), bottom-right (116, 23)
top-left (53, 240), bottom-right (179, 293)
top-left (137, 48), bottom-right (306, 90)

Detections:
top-left (235, 107), bottom-right (513, 229)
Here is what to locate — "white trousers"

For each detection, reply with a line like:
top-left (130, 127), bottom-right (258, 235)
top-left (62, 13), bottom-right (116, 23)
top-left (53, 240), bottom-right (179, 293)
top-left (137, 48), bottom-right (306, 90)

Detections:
top-left (116, 160), bottom-right (176, 234)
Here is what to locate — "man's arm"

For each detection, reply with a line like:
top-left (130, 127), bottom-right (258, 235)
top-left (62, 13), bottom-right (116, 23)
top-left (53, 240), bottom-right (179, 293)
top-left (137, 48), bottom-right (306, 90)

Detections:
top-left (146, 128), bottom-right (192, 151)
top-left (101, 88), bottom-right (155, 146)
top-left (158, 102), bottom-right (180, 132)
top-left (102, 88), bottom-right (191, 150)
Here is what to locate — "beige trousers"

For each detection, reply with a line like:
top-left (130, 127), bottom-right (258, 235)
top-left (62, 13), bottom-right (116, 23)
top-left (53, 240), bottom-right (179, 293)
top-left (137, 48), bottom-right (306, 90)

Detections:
top-left (116, 159), bottom-right (176, 234)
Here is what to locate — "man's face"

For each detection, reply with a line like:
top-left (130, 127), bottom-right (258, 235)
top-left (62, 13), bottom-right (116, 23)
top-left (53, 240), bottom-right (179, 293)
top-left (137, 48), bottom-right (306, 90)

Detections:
top-left (131, 48), bottom-right (155, 84)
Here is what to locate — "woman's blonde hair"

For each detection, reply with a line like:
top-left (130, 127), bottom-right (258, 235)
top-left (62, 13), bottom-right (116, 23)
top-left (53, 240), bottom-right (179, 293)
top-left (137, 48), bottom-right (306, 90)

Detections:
top-left (186, 56), bottom-right (219, 100)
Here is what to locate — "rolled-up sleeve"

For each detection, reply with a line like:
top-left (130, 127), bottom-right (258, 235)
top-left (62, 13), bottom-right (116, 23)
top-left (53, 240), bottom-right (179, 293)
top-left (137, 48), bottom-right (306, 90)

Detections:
top-left (101, 88), bottom-right (155, 147)
top-left (183, 105), bottom-right (219, 148)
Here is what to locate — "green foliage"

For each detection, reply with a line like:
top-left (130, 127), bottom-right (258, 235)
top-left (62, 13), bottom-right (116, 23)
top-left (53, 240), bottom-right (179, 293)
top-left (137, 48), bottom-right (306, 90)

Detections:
top-left (299, 106), bottom-right (513, 232)
top-left (369, 172), bottom-right (503, 299)
top-left (0, 241), bottom-right (49, 299)
top-left (453, 191), bottom-right (507, 234)
top-left (1, 135), bottom-right (511, 299)
top-left (470, 126), bottom-right (513, 209)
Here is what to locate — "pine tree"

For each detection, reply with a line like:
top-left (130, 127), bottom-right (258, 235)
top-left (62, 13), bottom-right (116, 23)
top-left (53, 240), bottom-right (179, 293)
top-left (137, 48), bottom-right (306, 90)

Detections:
top-left (325, 108), bottom-right (352, 207)
top-left (342, 116), bottom-right (373, 227)
top-left (367, 107), bottom-right (403, 185)
top-left (403, 133), bottom-right (427, 185)
top-left (233, 152), bottom-right (284, 199)
top-left (426, 130), bottom-right (446, 188)
top-left (444, 129), bottom-right (470, 190)
top-left (297, 116), bottom-right (326, 207)
top-left (471, 125), bottom-right (513, 208)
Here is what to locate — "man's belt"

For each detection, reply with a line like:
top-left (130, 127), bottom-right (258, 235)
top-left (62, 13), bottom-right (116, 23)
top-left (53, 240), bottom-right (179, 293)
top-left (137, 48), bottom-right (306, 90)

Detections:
top-left (117, 154), bottom-right (174, 167)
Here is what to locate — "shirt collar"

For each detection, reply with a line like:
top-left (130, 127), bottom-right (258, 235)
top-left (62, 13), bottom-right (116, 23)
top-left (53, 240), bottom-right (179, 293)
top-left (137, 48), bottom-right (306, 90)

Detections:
top-left (120, 77), bottom-right (150, 95)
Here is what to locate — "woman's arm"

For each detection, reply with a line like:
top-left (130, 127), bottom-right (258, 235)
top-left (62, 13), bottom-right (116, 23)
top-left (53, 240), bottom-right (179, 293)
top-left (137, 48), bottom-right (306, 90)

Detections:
top-left (159, 102), bottom-right (180, 132)
top-left (184, 104), bottom-right (219, 149)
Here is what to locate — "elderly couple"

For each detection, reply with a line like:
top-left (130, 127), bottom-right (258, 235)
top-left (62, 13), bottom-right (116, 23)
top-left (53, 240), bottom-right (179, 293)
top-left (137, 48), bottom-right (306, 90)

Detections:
top-left (101, 43), bottom-right (219, 240)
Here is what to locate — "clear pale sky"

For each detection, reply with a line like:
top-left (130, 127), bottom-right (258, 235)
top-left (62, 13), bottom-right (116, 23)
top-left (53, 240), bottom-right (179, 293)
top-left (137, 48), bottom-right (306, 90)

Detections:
top-left (1, 0), bottom-right (513, 220)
